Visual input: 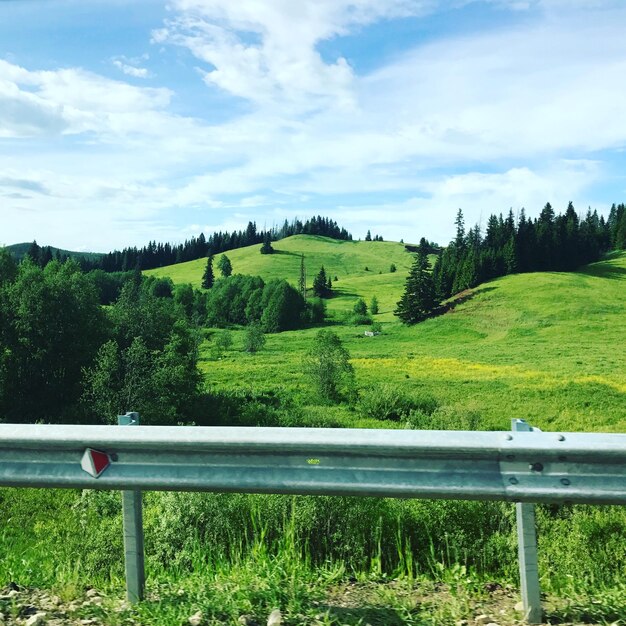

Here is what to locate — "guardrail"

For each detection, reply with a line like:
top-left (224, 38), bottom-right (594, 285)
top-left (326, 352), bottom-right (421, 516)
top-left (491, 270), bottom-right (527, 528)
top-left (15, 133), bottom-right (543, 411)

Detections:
top-left (1, 415), bottom-right (624, 623)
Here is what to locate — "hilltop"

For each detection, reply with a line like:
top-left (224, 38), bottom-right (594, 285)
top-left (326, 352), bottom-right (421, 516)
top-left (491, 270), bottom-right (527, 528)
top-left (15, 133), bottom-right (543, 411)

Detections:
top-left (146, 235), bottom-right (418, 319)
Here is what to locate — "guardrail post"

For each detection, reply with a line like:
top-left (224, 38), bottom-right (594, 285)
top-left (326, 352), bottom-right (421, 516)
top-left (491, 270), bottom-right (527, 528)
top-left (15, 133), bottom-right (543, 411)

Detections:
top-left (512, 419), bottom-right (542, 624)
top-left (118, 412), bottom-right (145, 603)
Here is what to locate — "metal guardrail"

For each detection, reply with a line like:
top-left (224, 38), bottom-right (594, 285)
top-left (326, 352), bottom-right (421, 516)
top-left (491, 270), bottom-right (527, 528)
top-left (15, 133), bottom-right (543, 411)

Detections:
top-left (0, 416), bottom-right (624, 623)
top-left (1, 423), bottom-right (625, 502)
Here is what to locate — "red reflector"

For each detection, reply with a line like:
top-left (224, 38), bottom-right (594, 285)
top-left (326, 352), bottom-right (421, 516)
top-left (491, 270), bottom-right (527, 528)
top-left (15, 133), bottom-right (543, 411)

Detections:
top-left (81, 448), bottom-right (111, 478)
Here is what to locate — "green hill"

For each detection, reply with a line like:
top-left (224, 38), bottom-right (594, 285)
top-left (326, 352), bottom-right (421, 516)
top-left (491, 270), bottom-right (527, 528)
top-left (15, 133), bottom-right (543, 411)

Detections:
top-left (145, 235), bottom-right (417, 319)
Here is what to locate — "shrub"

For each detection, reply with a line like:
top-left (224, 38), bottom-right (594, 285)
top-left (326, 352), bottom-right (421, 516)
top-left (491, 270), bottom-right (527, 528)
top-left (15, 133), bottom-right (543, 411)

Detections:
top-left (350, 313), bottom-right (372, 326)
top-left (359, 384), bottom-right (439, 421)
top-left (406, 405), bottom-right (480, 430)
top-left (302, 330), bottom-right (356, 404)
top-left (214, 329), bottom-right (233, 351)
top-left (244, 322), bottom-right (266, 353)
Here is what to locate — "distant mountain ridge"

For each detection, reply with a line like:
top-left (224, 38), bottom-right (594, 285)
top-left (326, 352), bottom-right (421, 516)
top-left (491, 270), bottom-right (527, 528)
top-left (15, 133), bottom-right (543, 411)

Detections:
top-left (6, 243), bottom-right (103, 263)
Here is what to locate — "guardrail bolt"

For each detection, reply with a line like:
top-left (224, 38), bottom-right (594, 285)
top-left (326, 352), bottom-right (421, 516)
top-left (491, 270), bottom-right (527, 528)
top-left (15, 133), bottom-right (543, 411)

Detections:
top-left (557, 435), bottom-right (565, 441)
top-left (530, 462), bottom-right (544, 472)
top-left (561, 478), bottom-right (571, 486)
top-left (509, 477), bottom-right (519, 485)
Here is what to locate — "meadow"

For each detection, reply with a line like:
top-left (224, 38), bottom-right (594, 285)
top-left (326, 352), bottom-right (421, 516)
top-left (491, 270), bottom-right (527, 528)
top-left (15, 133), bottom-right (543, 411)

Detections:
top-left (162, 239), bottom-right (626, 433)
top-left (1, 241), bottom-right (625, 625)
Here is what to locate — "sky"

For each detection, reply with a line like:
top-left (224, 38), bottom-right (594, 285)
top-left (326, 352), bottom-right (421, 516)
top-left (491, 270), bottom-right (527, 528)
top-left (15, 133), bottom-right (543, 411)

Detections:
top-left (1, 0), bottom-right (626, 252)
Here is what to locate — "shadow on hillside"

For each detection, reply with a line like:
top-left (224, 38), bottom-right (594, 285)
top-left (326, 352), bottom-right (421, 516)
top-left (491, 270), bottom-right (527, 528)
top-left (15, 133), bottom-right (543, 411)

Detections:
top-left (432, 285), bottom-right (498, 318)
top-left (270, 249), bottom-right (299, 256)
top-left (327, 289), bottom-right (360, 299)
top-left (579, 264), bottom-right (626, 280)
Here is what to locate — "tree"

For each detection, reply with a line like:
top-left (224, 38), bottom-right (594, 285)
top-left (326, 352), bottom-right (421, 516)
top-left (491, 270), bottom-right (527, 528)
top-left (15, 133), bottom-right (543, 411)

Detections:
top-left (365, 230), bottom-right (372, 241)
top-left (202, 255), bottom-right (214, 289)
top-left (217, 254), bottom-right (232, 277)
top-left (312, 266), bottom-right (329, 297)
top-left (26, 240), bottom-right (41, 265)
top-left (244, 322), bottom-right (266, 353)
top-left (370, 295), bottom-right (379, 315)
top-left (260, 280), bottom-right (305, 332)
top-left (395, 240), bottom-right (436, 324)
top-left (298, 254), bottom-right (306, 299)
top-left (82, 319), bottom-right (201, 425)
top-left (0, 259), bottom-right (107, 423)
top-left (353, 298), bottom-right (367, 315)
top-left (0, 248), bottom-right (17, 285)
top-left (302, 330), bottom-right (356, 404)
top-left (454, 209), bottom-right (466, 249)
top-left (260, 234), bottom-right (274, 255)
top-left (389, 263), bottom-right (396, 273)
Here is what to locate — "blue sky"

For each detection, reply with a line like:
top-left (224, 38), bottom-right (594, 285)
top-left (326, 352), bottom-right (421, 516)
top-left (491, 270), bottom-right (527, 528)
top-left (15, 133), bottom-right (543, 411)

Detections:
top-left (1, 0), bottom-right (626, 252)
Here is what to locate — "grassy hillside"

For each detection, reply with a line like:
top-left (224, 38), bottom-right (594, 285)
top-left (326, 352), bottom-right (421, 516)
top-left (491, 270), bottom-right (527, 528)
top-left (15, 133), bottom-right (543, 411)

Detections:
top-left (194, 250), bottom-right (626, 433)
top-left (146, 235), bottom-right (415, 320)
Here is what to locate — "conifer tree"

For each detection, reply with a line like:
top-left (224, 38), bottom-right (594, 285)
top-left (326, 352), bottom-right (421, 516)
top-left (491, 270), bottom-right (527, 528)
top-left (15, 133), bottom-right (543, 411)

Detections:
top-left (370, 295), bottom-right (379, 315)
top-left (298, 254), bottom-right (306, 299)
top-left (260, 233), bottom-right (274, 254)
top-left (313, 266), bottom-right (328, 297)
top-left (202, 255), bottom-right (214, 289)
top-left (395, 240), bottom-right (436, 324)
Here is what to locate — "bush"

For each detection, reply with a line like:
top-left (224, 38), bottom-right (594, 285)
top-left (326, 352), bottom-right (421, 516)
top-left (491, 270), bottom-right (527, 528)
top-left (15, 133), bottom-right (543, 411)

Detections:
top-left (359, 384), bottom-right (439, 421)
top-left (405, 405), bottom-right (480, 430)
top-left (214, 329), bottom-right (233, 351)
top-left (349, 313), bottom-right (372, 326)
top-left (302, 330), bottom-right (356, 404)
top-left (244, 322), bottom-right (266, 353)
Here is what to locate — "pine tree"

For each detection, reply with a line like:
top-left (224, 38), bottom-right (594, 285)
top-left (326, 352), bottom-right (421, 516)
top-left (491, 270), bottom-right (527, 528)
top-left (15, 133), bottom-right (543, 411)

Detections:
top-left (298, 254), bottom-right (306, 300)
top-left (370, 295), bottom-right (379, 315)
top-left (202, 255), bottom-right (214, 289)
top-left (395, 241), bottom-right (436, 324)
top-left (313, 266), bottom-right (328, 297)
top-left (365, 230), bottom-right (372, 241)
top-left (260, 233), bottom-right (274, 254)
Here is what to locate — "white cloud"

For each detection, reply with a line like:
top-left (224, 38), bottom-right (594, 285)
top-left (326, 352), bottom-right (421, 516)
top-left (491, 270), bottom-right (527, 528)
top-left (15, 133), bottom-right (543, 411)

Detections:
top-left (153, 1), bottom-right (434, 112)
top-left (112, 59), bottom-right (150, 79)
top-left (0, 59), bottom-right (174, 138)
top-left (331, 161), bottom-right (604, 244)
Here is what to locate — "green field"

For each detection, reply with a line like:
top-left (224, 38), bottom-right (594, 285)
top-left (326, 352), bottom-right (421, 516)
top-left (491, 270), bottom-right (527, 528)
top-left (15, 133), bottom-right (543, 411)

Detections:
top-left (149, 237), bottom-right (626, 433)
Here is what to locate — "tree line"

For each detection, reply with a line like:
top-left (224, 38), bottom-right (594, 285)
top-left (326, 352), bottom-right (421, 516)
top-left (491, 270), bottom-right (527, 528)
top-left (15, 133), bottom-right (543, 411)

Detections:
top-left (20, 216), bottom-right (353, 273)
top-left (396, 202), bottom-right (626, 324)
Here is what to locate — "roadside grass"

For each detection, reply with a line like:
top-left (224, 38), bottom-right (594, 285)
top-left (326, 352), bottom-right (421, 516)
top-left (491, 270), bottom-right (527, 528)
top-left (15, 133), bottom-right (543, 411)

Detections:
top-left (1, 490), bottom-right (625, 625)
